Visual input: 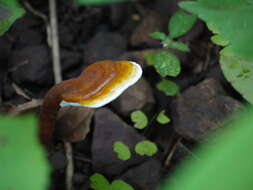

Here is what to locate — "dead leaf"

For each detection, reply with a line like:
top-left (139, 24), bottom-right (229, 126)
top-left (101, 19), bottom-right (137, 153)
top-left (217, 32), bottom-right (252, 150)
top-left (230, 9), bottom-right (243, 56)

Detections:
top-left (55, 106), bottom-right (95, 142)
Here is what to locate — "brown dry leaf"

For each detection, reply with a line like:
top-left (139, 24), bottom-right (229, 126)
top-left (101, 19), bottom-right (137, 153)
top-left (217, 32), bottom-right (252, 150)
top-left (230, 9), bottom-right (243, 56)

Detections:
top-left (55, 106), bottom-right (95, 142)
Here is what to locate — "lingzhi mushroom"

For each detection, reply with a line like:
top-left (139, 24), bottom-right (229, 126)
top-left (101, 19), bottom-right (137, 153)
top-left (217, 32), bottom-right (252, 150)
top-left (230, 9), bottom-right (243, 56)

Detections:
top-left (39, 60), bottom-right (142, 148)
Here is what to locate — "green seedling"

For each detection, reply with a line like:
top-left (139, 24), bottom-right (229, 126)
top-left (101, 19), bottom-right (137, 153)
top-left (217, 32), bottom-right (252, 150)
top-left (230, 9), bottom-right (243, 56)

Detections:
top-left (149, 9), bottom-right (196, 52)
top-left (135, 140), bottom-right (158, 156)
top-left (90, 173), bottom-right (134, 190)
top-left (146, 9), bottom-right (196, 96)
top-left (156, 79), bottom-right (180, 96)
top-left (113, 141), bottom-right (131, 161)
top-left (156, 110), bottom-right (171, 124)
top-left (130, 110), bottom-right (148, 129)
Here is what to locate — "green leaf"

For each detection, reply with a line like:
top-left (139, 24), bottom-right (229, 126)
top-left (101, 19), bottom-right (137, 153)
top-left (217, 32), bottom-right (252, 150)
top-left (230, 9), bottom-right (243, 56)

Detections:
top-left (149, 32), bottom-right (167, 41)
top-left (111, 180), bottom-right (134, 190)
top-left (113, 141), bottom-right (131, 161)
top-left (159, 107), bottom-right (253, 190)
top-left (135, 140), bottom-right (158, 156)
top-left (144, 53), bottom-right (155, 66)
top-left (156, 79), bottom-right (180, 96)
top-left (0, 0), bottom-right (25, 35)
top-left (220, 52), bottom-right (253, 103)
top-left (211, 35), bottom-right (229, 46)
top-left (130, 110), bottom-right (148, 129)
top-left (170, 41), bottom-right (190, 52)
top-left (153, 51), bottom-right (181, 77)
top-left (156, 110), bottom-right (171, 124)
top-left (179, 0), bottom-right (253, 104)
top-left (0, 115), bottom-right (50, 190)
top-left (76, 0), bottom-right (126, 5)
top-left (169, 10), bottom-right (197, 38)
top-left (90, 173), bottom-right (111, 190)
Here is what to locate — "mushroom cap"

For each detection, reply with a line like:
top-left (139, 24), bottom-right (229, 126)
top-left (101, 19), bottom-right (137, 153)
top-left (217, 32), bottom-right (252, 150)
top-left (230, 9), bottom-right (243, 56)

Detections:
top-left (60, 60), bottom-right (142, 108)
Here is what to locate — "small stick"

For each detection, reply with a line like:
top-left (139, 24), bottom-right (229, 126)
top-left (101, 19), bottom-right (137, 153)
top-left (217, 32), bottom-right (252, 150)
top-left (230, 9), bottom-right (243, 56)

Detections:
top-left (49, 0), bottom-right (62, 84)
top-left (48, 0), bottom-right (73, 189)
top-left (23, 1), bottom-right (51, 46)
top-left (9, 99), bottom-right (43, 116)
top-left (64, 141), bottom-right (74, 190)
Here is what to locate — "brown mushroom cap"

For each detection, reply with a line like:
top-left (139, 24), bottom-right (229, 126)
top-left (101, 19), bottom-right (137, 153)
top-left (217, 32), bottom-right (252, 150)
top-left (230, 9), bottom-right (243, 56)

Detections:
top-left (60, 60), bottom-right (142, 108)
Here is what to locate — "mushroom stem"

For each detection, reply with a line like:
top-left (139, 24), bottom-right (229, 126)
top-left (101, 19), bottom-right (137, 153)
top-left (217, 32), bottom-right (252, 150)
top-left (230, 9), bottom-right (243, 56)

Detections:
top-left (39, 79), bottom-right (76, 148)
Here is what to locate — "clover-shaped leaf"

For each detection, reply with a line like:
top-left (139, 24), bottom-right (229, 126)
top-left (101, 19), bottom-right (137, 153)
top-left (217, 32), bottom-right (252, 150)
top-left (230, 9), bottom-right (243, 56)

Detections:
top-left (156, 79), bottom-right (180, 96)
top-left (156, 110), bottom-right (171, 124)
top-left (90, 173), bottom-right (111, 190)
top-left (130, 110), bottom-right (148, 129)
top-left (113, 141), bottom-right (131, 161)
top-left (111, 180), bottom-right (134, 190)
top-left (135, 140), bottom-right (158, 156)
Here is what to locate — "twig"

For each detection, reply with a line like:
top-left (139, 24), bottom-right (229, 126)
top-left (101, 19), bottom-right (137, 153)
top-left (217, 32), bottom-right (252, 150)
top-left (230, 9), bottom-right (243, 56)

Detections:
top-left (12, 83), bottom-right (31, 100)
top-left (64, 141), bottom-right (74, 190)
top-left (48, 1), bottom-right (73, 189)
top-left (163, 138), bottom-right (181, 168)
top-left (49, 0), bottom-right (62, 84)
top-left (8, 99), bottom-right (43, 116)
top-left (23, 1), bottom-right (51, 46)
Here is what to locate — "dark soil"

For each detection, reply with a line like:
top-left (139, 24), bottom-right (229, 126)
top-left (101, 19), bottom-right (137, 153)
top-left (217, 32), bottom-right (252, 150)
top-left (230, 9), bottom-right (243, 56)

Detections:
top-left (0, 0), bottom-right (244, 190)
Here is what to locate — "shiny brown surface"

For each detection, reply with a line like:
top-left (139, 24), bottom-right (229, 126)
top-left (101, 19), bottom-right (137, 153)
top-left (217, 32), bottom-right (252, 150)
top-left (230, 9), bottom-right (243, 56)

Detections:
top-left (61, 60), bottom-right (135, 105)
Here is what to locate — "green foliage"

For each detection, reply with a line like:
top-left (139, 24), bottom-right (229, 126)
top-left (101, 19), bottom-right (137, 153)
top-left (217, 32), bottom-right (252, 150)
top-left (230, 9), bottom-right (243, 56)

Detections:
top-left (90, 173), bottom-right (111, 190)
top-left (220, 53), bottom-right (253, 102)
top-left (144, 52), bottom-right (155, 66)
top-left (90, 173), bottom-right (134, 190)
top-left (111, 180), bottom-right (134, 190)
top-left (170, 41), bottom-right (190, 52)
top-left (135, 140), bottom-right (158, 156)
top-left (169, 10), bottom-right (197, 39)
top-left (0, 0), bottom-right (25, 35)
top-left (76, 0), bottom-right (126, 5)
top-left (130, 110), bottom-right (148, 129)
top-left (0, 115), bottom-right (50, 190)
top-left (113, 141), bottom-right (131, 161)
top-left (153, 51), bottom-right (181, 77)
top-left (156, 79), bottom-right (180, 96)
top-left (211, 35), bottom-right (229, 46)
top-left (149, 32), bottom-right (167, 41)
top-left (180, 0), bottom-right (253, 104)
top-left (159, 107), bottom-right (253, 190)
top-left (147, 9), bottom-right (196, 78)
top-left (156, 110), bottom-right (171, 124)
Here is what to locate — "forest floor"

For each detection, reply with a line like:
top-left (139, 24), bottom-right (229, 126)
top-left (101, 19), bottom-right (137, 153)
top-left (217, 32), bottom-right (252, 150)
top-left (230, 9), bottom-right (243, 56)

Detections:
top-left (0, 0), bottom-right (244, 190)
